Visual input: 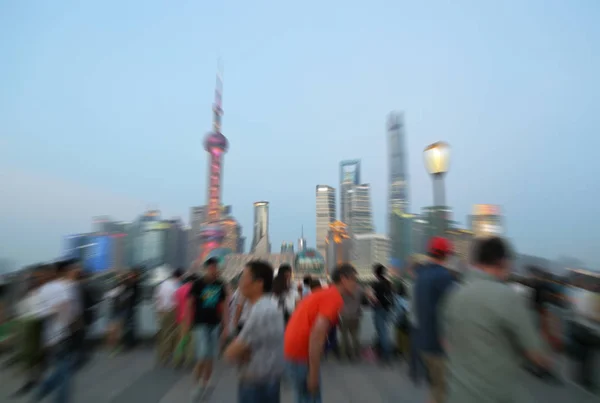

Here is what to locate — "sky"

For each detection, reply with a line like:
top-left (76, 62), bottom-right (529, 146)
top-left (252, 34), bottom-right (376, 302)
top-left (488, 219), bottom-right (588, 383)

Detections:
top-left (0, 0), bottom-right (599, 269)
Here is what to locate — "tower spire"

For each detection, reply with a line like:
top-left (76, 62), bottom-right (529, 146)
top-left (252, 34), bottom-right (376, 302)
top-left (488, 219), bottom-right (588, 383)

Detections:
top-left (213, 60), bottom-right (224, 134)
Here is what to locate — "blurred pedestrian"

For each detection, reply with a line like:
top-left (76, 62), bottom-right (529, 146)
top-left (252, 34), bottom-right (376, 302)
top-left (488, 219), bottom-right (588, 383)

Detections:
top-left (414, 237), bottom-right (455, 403)
top-left (442, 237), bottom-right (552, 403)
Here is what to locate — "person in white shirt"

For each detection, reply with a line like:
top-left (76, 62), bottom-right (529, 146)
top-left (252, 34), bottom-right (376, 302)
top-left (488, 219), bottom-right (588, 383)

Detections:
top-left (272, 264), bottom-right (299, 325)
top-left (154, 268), bottom-right (183, 365)
top-left (33, 260), bottom-right (79, 403)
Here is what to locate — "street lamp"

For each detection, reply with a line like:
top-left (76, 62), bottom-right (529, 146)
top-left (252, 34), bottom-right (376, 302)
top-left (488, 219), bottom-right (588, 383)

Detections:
top-left (423, 141), bottom-right (450, 207)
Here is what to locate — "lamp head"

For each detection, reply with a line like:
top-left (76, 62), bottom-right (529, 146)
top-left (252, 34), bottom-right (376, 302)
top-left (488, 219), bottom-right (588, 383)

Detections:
top-left (423, 141), bottom-right (450, 175)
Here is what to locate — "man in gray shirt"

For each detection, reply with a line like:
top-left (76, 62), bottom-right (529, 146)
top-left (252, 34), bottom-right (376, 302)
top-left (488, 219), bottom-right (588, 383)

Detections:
top-left (442, 237), bottom-right (551, 403)
top-left (339, 287), bottom-right (363, 360)
top-left (224, 260), bottom-right (284, 403)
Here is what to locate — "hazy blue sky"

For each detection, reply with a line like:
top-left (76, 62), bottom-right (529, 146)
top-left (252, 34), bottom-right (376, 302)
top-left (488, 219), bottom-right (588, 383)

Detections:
top-left (1, 0), bottom-right (599, 268)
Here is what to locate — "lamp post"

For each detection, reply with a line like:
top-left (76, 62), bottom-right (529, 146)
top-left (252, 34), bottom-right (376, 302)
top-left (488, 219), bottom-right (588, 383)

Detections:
top-left (423, 141), bottom-right (450, 235)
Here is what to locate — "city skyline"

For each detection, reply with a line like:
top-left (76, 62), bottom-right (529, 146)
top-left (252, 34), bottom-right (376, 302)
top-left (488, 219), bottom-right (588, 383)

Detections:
top-left (1, 1), bottom-right (599, 269)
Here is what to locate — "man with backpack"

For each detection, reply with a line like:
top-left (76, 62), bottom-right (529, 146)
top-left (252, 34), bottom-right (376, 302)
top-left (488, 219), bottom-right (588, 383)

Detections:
top-left (369, 263), bottom-right (394, 364)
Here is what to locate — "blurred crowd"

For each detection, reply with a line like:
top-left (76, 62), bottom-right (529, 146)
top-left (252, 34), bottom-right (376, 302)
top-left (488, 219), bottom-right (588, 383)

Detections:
top-left (0, 237), bottom-right (599, 403)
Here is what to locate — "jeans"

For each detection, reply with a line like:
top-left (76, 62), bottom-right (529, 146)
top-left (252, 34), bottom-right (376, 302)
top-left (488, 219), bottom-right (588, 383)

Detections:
top-left (35, 342), bottom-right (72, 403)
top-left (373, 308), bottom-right (391, 360)
top-left (286, 361), bottom-right (321, 403)
top-left (238, 379), bottom-right (281, 403)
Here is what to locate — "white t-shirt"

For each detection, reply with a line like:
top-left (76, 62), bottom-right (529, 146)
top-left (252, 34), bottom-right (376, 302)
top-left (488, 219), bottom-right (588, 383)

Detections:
top-left (36, 280), bottom-right (78, 347)
top-left (154, 278), bottom-right (179, 312)
top-left (233, 290), bottom-right (252, 324)
top-left (273, 288), bottom-right (299, 314)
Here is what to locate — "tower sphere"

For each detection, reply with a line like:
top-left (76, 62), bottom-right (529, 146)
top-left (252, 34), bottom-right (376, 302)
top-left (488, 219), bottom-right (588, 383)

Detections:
top-left (204, 131), bottom-right (228, 153)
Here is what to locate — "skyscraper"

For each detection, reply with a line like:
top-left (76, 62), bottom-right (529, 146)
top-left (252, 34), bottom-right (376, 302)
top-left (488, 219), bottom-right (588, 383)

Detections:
top-left (348, 184), bottom-right (374, 235)
top-left (387, 112), bottom-right (409, 231)
top-left (250, 201), bottom-right (270, 255)
top-left (199, 68), bottom-right (229, 261)
top-left (316, 185), bottom-right (336, 261)
top-left (339, 160), bottom-right (361, 224)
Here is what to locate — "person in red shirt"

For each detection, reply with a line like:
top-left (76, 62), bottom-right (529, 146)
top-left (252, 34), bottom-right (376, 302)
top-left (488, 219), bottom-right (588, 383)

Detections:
top-left (284, 264), bottom-right (358, 403)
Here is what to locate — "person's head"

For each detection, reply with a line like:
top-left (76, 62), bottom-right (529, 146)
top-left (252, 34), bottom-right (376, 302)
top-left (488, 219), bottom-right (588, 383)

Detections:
top-left (303, 275), bottom-right (312, 287)
top-left (173, 268), bottom-right (184, 280)
top-left (373, 263), bottom-right (386, 279)
top-left (239, 260), bottom-right (274, 301)
top-left (473, 237), bottom-right (513, 281)
top-left (278, 264), bottom-right (292, 284)
top-left (310, 279), bottom-right (322, 291)
top-left (331, 263), bottom-right (358, 295)
top-left (204, 257), bottom-right (219, 280)
top-left (428, 237), bottom-right (453, 264)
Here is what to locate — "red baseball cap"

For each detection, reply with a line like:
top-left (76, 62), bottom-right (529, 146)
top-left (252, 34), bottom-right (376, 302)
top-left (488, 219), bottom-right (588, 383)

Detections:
top-left (428, 237), bottom-right (453, 257)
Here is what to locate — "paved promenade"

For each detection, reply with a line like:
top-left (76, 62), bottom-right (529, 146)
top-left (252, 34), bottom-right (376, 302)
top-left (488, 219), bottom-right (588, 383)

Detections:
top-left (1, 345), bottom-right (598, 403)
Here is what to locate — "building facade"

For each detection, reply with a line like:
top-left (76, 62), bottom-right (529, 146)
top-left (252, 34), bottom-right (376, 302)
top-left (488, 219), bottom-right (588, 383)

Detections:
top-left (352, 233), bottom-right (390, 280)
top-left (315, 185), bottom-right (336, 261)
top-left (339, 160), bottom-right (361, 224)
top-left (389, 210), bottom-right (415, 270)
top-left (468, 204), bottom-right (504, 238)
top-left (387, 112), bottom-right (409, 234)
top-left (250, 201), bottom-right (270, 255)
top-left (347, 184), bottom-right (374, 235)
top-left (325, 221), bottom-right (352, 277)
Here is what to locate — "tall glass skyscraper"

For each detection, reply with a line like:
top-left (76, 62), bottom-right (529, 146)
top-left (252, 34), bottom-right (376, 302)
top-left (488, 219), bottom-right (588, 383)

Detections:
top-left (339, 160), bottom-right (361, 224)
top-left (250, 201), bottom-right (270, 254)
top-left (387, 112), bottom-right (409, 228)
top-left (315, 185), bottom-right (336, 261)
top-left (348, 184), bottom-right (374, 235)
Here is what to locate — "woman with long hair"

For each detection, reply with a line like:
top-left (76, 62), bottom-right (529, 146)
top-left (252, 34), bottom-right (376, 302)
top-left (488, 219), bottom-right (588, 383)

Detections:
top-left (272, 264), bottom-right (297, 325)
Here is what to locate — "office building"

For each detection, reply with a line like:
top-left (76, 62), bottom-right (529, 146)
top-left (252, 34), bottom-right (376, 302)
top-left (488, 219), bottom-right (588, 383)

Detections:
top-left (325, 221), bottom-right (352, 277)
top-left (468, 204), bottom-right (504, 238)
top-left (387, 112), bottom-right (409, 234)
top-left (316, 185), bottom-right (336, 261)
top-left (281, 242), bottom-right (294, 254)
top-left (389, 210), bottom-right (415, 271)
top-left (339, 160), bottom-right (361, 224)
top-left (352, 233), bottom-right (390, 280)
top-left (347, 184), bottom-right (374, 235)
top-left (250, 201), bottom-right (270, 255)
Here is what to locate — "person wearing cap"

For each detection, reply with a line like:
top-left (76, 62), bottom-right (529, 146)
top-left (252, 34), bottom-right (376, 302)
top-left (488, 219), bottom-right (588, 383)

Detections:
top-left (441, 237), bottom-right (551, 402)
top-left (413, 236), bottom-right (455, 403)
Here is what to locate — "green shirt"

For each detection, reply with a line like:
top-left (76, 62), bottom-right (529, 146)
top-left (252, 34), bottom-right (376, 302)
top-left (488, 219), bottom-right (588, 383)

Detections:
top-left (442, 269), bottom-right (544, 403)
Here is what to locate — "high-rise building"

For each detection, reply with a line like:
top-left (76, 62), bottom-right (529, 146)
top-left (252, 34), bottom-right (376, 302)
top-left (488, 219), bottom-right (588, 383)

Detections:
top-left (281, 242), bottom-right (294, 254)
top-left (325, 221), bottom-right (351, 276)
top-left (199, 68), bottom-right (229, 261)
top-left (468, 204), bottom-right (504, 238)
top-left (387, 112), bottom-right (409, 230)
top-left (339, 160), bottom-right (361, 224)
top-left (352, 233), bottom-right (390, 279)
top-left (316, 185), bottom-right (336, 261)
top-left (348, 184), bottom-right (374, 235)
top-left (163, 218), bottom-right (187, 269)
top-left (389, 210), bottom-right (415, 270)
top-left (298, 226), bottom-right (307, 253)
top-left (250, 201), bottom-right (270, 255)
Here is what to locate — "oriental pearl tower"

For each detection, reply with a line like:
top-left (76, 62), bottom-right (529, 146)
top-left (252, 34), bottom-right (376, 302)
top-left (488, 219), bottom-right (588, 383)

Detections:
top-left (198, 67), bottom-right (228, 263)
